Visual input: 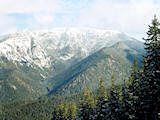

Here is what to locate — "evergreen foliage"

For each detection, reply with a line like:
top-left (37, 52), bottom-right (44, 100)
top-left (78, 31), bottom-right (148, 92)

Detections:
top-left (139, 15), bottom-right (160, 120)
top-left (78, 87), bottom-right (95, 120)
top-left (96, 79), bottom-right (108, 120)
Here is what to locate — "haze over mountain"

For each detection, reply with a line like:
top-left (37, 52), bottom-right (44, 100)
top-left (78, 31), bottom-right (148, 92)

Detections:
top-left (0, 28), bottom-right (144, 102)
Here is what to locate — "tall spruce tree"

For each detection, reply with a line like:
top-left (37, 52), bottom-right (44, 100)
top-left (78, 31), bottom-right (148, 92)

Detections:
top-left (96, 78), bottom-right (108, 120)
top-left (129, 59), bottom-right (140, 117)
top-left (68, 102), bottom-right (77, 120)
top-left (120, 59), bottom-right (140, 120)
top-left (107, 74), bottom-right (121, 120)
top-left (55, 102), bottom-right (70, 120)
top-left (78, 87), bottom-right (95, 120)
top-left (120, 83), bottom-right (134, 120)
top-left (142, 15), bottom-right (160, 119)
top-left (128, 59), bottom-right (139, 98)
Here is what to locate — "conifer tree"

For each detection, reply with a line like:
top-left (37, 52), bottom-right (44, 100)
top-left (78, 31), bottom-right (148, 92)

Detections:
top-left (107, 74), bottom-right (121, 120)
top-left (62, 102), bottom-right (69, 120)
top-left (96, 78), bottom-right (108, 120)
top-left (68, 102), bottom-right (77, 120)
top-left (120, 80), bottom-right (136, 120)
top-left (126, 59), bottom-right (144, 120)
top-left (58, 102), bottom-right (68, 120)
top-left (129, 59), bottom-right (139, 91)
top-left (98, 79), bottom-right (107, 99)
top-left (78, 87), bottom-right (95, 120)
top-left (141, 15), bottom-right (160, 119)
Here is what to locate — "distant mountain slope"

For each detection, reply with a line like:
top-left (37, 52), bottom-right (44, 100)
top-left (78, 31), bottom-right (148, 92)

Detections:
top-left (0, 57), bottom-right (49, 103)
top-left (0, 28), bottom-right (144, 102)
top-left (0, 28), bottom-right (143, 75)
top-left (48, 41), bottom-right (144, 95)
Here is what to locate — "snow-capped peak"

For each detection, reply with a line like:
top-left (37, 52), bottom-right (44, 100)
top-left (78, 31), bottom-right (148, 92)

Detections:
top-left (0, 28), bottom-right (133, 69)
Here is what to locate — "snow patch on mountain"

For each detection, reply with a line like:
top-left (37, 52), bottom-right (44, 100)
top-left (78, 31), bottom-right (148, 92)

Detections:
top-left (0, 28), bottom-right (136, 69)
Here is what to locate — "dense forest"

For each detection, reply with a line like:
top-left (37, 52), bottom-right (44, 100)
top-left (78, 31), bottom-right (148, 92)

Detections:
top-left (0, 16), bottom-right (160, 120)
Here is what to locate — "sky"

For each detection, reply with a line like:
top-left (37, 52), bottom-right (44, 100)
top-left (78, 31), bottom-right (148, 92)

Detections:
top-left (0, 0), bottom-right (159, 40)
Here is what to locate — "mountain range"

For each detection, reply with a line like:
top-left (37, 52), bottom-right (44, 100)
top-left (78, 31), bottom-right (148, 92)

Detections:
top-left (0, 28), bottom-right (144, 102)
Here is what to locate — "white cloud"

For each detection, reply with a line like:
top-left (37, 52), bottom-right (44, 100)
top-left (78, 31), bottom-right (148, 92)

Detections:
top-left (0, 0), bottom-right (63, 34)
top-left (74, 0), bottom-right (160, 39)
top-left (0, 15), bottom-right (18, 35)
top-left (26, 13), bottom-right (55, 30)
top-left (0, 0), bottom-right (62, 14)
top-left (0, 0), bottom-right (159, 39)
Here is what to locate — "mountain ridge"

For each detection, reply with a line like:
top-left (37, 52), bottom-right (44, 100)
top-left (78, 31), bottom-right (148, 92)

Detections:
top-left (0, 28), bottom-right (144, 102)
top-left (48, 41), bottom-right (143, 95)
top-left (0, 28), bottom-right (142, 70)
